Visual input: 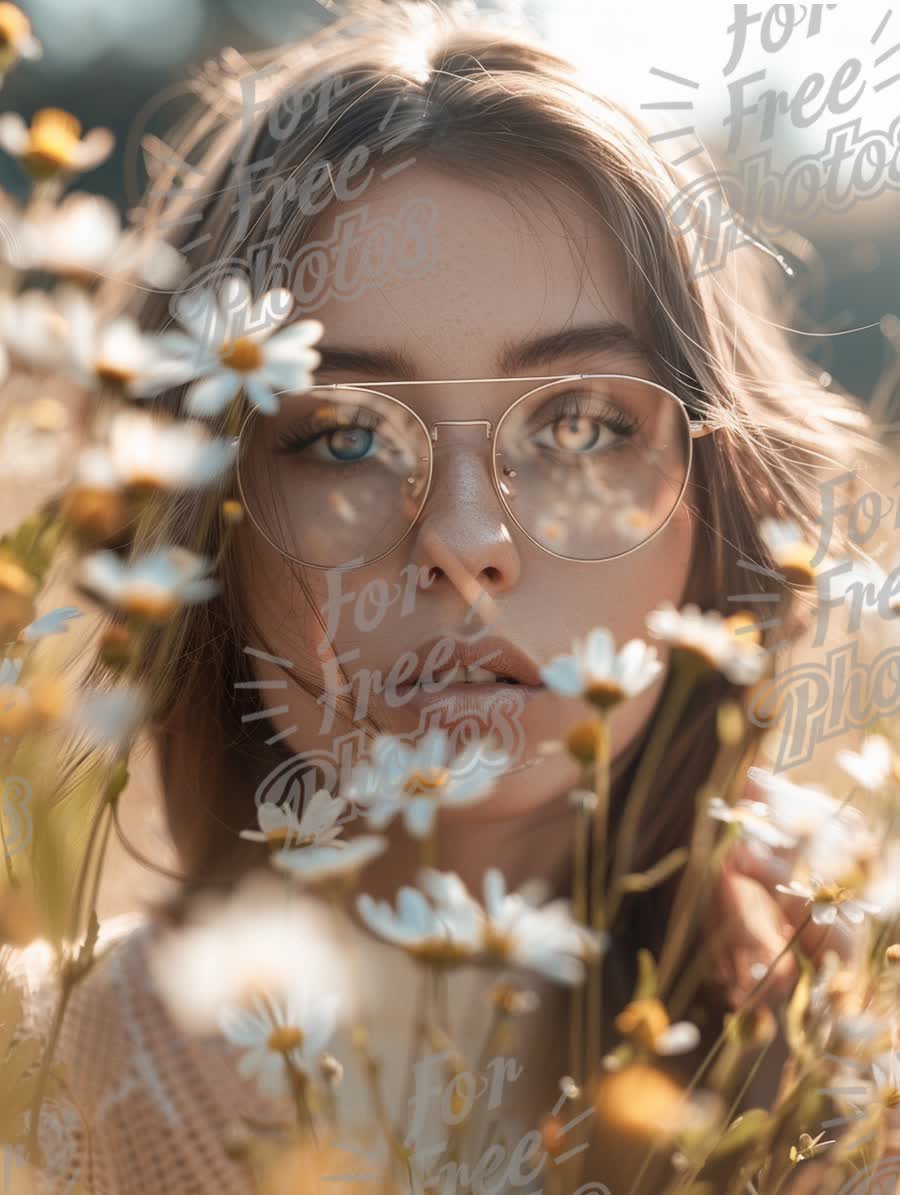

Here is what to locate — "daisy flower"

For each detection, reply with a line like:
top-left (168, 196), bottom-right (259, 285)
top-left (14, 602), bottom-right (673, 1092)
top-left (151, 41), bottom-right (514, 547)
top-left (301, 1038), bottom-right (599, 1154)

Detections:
top-left (0, 107), bottom-right (113, 182)
top-left (79, 547), bottom-right (218, 622)
top-left (836, 735), bottom-right (898, 791)
top-left (475, 868), bottom-right (606, 985)
top-left (707, 796), bottom-right (797, 852)
top-left (69, 683), bottom-right (146, 752)
top-left (273, 835), bottom-right (387, 887)
top-left (539, 627), bottom-right (662, 710)
top-left (55, 285), bottom-right (165, 390)
top-left (218, 987), bottom-right (341, 1101)
top-left (646, 602), bottom-right (768, 685)
top-left (0, 289), bottom-right (71, 374)
top-left (148, 870), bottom-right (353, 1044)
top-left (19, 606), bottom-right (81, 641)
top-left (775, 877), bottom-right (881, 927)
top-left (746, 767), bottom-right (876, 881)
top-left (242, 788), bottom-right (346, 849)
top-left (0, 4), bottom-right (42, 83)
top-left (759, 517), bottom-right (818, 585)
top-left (344, 729), bottom-right (508, 839)
top-left (19, 193), bottom-right (184, 286)
top-left (133, 275), bottom-right (323, 417)
top-left (356, 877), bottom-right (483, 965)
top-left (78, 411), bottom-right (236, 492)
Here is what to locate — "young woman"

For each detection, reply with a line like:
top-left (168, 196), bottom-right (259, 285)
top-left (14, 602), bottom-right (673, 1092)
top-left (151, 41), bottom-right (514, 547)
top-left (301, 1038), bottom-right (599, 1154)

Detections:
top-left (5, 3), bottom-right (896, 1193)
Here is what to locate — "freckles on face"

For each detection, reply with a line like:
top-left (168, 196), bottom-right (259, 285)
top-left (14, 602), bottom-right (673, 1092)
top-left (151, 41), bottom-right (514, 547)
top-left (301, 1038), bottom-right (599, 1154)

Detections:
top-left (234, 164), bottom-right (697, 812)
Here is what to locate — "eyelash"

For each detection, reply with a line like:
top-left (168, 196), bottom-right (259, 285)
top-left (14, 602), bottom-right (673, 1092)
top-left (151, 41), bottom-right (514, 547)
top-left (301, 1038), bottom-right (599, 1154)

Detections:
top-left (274, 408), bottom-right (381, 455)
top-left (530, 393), bottom-right (640, 438)
top-left (272, 391), bottom-right (641, 458)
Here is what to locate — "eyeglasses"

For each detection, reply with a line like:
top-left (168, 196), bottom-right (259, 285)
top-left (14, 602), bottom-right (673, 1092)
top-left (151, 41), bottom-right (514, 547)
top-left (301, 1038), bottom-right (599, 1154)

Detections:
top-left (235, 373), bottom-right (713, 570)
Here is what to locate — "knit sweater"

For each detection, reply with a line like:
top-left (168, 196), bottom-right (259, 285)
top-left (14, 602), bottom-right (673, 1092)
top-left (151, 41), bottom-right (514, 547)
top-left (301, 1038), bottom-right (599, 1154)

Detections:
top-left (3, 912), bottom-right (572, 1195)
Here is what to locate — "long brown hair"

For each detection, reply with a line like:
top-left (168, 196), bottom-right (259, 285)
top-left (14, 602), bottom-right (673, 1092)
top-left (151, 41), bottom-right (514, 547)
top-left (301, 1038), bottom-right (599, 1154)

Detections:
top-left (89, 1), bottom-right (884, 1004)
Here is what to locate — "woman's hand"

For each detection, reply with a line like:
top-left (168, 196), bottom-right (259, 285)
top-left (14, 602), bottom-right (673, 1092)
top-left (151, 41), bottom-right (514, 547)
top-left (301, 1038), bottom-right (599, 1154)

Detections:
top-left (708, 772), bottom-right (860, 1010)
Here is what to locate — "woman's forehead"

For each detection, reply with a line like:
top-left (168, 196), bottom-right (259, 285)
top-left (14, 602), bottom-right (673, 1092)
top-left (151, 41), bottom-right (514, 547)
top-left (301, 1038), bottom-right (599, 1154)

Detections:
top-left (302, 163), bottom-right (638, 378)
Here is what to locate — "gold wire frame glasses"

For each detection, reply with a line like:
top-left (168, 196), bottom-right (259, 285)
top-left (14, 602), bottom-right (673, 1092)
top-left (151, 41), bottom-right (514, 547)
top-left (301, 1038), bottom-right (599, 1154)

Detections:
top-left (235, 373), bottom-right (714, 570)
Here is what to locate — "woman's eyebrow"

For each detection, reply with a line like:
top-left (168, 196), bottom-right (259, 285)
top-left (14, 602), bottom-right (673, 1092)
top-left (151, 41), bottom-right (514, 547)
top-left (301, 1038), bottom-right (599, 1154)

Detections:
top-left (312, 321), bottom-right (652, 379)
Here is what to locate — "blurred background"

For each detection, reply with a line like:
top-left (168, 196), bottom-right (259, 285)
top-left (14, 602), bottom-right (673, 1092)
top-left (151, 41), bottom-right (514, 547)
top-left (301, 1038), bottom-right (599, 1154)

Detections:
top-left (8, 0), bottom-right (900, 404)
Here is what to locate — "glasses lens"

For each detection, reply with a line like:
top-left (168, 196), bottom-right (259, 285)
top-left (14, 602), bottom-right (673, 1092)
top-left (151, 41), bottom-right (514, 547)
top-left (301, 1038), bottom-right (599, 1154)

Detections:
top-left (494, 376), bottom-right (692, 560)
top-left (237, 386), bottom-right (431, 568)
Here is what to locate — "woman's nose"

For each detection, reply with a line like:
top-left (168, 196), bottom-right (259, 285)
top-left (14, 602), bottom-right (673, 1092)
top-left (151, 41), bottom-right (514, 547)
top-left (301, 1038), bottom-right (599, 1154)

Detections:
top-left (407, 445), bottom-right (522, 594)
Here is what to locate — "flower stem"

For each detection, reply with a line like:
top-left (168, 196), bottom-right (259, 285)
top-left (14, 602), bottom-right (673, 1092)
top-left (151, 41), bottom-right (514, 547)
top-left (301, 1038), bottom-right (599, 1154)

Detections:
top-left (587, 715), bottom-right (610, 1086)
top-left (609, 662), bottom-right (697, 924)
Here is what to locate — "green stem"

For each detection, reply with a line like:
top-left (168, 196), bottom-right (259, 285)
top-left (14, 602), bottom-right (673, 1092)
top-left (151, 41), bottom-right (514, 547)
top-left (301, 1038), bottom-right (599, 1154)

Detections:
top-left (609, 662), bottom-right (698, 924)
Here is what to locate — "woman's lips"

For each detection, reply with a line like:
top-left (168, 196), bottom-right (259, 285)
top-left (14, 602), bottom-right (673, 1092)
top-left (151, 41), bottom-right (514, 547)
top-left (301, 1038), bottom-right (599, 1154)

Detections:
top-left (391, 676), bottom-right (544, 722)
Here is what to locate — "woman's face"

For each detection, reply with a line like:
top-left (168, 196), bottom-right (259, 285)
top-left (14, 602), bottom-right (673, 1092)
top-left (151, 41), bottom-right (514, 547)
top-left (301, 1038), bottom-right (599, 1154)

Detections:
top-left (235, 164), bottom-right (697, 817)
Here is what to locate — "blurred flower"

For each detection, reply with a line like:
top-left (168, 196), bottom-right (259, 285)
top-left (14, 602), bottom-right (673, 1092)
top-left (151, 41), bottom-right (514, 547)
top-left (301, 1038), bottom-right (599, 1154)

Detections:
top-left (864, 842), bottom-right (900, 917)
top-left (56, 285), bottom-right (162, 389)
top-left (0, 398), bottom-right (72, 481)
top-left (219, 986), bottom-right (341, 1101)
top-left (707, 796), bottom-right (796, 852)
top-left (746, 767), bottom-right (877, 882)
top-left (241, 788), bottom-right (346, 849)
top-left (646, 602), bottom-right (767, 684)
top-left (69, 682), bottom-right (146, 751)
top-left (14, 194), bottom-right (184, 286)
top-left (614, 998), bottom-right (701, 1056)
top-left (0, 108), bottom-right (113, 181)
top-left (775, 877), bottom-right (880, 927)
top-left (345, 729), bottom-right (507, 839)
top-left (477, 867), bottom-right (605, 984)
top-left (134, 276), bottom-right (323, 416)
top-left (0, 3), bottom-right (42, 82)
top-left (148, 869), bottom-right (354, 1039)
top-left (19, 606), bottom-right (81, 641)
top-left (357, 875), bottom-right (483, 965)
top-left (0, 673), bottom-right (67, 738)
top-left (0, 554), bottom-right (36, 640)
top-left (0, 289), bottom-right (71, 374)
top-left (539, 627), bottom-right (662, 710)
top-left (759, 518), bottom-right (818, 585)
top-left (359, 866), bottom-right (604, 983)
top-left (78, 411), bottom-right (235, 492)
top-left (273, 835), bottom-right (387, 887)
top-left (79, 547), bottom-right (217, 622)
top-left (837, 736), bottom-right (898, 791)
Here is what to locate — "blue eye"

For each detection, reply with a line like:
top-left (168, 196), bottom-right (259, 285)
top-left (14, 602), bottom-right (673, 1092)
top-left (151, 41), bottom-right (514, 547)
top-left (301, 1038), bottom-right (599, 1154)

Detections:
top-left (324, 426), bottom-right (375, 461)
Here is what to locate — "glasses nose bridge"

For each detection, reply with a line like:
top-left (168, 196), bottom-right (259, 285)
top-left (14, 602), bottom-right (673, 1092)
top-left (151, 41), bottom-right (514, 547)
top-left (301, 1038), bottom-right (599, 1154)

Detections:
top-left (429, 418), bottom-right (494, 443)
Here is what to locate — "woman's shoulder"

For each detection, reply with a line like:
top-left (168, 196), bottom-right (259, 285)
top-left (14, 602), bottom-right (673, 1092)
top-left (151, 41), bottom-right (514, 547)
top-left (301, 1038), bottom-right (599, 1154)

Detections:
top-left (2, 913), bottom-right (286, 1195)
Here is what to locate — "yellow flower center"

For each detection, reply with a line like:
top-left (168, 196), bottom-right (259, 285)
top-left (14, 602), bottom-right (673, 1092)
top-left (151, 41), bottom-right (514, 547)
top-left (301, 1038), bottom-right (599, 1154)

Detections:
top-left (266, 1025), bottom-right (304, 1054)
top-left (0, 557), bottom-right (36, 600)
top-left (812, 882), bottom-right (852, 905)
top-left (724, 611), bottom-right (761, 647)
top-left (94, 358), bottom-right (138, 387)
top-left (615, 998), bottom-right (671, 1053)
top-left (219, 337), bottom-right (263, 373)
top-left (403, 767), bottom-right (450, 797)
top-left (122, 589), bottom-right (180, 624)
top-left (410, 938), bottom-right (473, 965)
top-left (585, 678), bottom-right (625, 711)
top-left (26, 108), bottom-right (82, 177)
top-left (564, 720), bottom-right (606, 767)
top-left (775, 543), bottom-right (817, 587)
